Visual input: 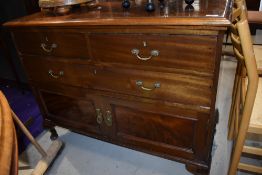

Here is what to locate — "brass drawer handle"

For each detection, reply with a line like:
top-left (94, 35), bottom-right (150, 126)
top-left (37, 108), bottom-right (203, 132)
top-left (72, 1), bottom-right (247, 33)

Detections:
top-left (136, 80), bottom-right (161, 91)
top-left (41, 43), bottom-right (57, 53)
top-left (48, 70), bottom-right (64, 79)
top-left (104, 110), bottom-right (112, 127)
top-left (131, 48), bottom-right (159, 61)
top-left (96, 109), bottom-right (103, 124)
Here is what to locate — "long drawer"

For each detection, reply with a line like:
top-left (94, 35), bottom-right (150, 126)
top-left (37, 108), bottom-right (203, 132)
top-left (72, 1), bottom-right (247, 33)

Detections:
top-left (89, 33), bottom-right (218, 73)
top-left (12, 30), bottom-right (89, 58)
top-left (23, 56), bottom-right (213, 108)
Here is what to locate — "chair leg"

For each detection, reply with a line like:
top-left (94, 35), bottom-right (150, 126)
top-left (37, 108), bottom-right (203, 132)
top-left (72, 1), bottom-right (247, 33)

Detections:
top-left (228, 112), bottom-right (236, 140)
top-left (241, 77), bottom-right (247, 105)
top-left (228, 63), bottom-right (241, 128)
top-left (228, 79), bottom-right (239, 139)
top-left (228, 76), bottom-right (242, 140)
top-left (234, 94), bottom-right (240, 138)
top-left (228, 137), bottom-right (245, 175)
top-left (50, 128), bottom-right (59, 141)
top-left (228, 105), bottom-right (255, 175)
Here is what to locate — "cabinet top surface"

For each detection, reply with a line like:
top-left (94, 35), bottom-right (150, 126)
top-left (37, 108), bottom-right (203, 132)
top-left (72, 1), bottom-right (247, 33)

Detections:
top-left (5, 0), bottom-right (232, 27)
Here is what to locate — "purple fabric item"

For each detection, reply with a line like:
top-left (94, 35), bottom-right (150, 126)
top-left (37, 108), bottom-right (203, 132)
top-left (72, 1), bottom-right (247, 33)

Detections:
top-left (11, 93), bottom-right (40, 123)
top-left (0, 84), bottom-right (28, 105)
top-left (0, 84), bottom-right (44, 153)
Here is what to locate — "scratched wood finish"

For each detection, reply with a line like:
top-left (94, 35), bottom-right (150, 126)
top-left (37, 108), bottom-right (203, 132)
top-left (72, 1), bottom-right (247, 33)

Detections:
top-left (4, 0), bottom-right (232, 174)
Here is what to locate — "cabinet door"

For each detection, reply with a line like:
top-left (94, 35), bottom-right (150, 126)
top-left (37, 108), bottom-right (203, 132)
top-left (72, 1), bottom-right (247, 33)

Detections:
top-left (38, 90), bottom-right (102, 136)
top-left (102, 97), bottom-right (211, 162)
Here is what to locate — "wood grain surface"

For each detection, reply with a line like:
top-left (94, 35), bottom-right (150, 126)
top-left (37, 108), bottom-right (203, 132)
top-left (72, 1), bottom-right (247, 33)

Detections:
top-left (5, 0), bottom-right (232, 174)
top-left (4, 0), bottom-right (232, 27)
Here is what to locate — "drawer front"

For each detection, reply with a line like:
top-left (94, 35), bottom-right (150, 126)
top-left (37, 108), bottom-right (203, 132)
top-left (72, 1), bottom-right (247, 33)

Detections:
top-left (12, 30), bottom-right (89, 58)
top-left (23, 56), bottom-right (213, 108)
top-left (22, 56), bottom-right (87, 86)
top-left (104, 98), bottom-right (210, 161)
top-left (38, 90), bottom-right (101, 135)
top-left (89, 34), bottom-right (217, 73)
top-left (84, 66), bottom-right (213, 108)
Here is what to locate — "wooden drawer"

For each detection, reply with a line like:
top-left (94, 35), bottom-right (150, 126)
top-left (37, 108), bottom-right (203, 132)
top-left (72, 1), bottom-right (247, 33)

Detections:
top-left (89, 34), bottom-right (218, 73)
top-left (12, 30), bottom-right (89, 58)
top-left (23, 56), bottom-right (213, 108)
top-left (22, 56), bottom-right (86, 86)
top-left (84, 66), bottom-right (213, 108)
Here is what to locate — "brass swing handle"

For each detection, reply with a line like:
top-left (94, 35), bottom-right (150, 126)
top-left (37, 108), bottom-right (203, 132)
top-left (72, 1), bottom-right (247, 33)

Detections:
top-left (104, 111), bottom-right (112, 127)
top-left (48, 70), bottom-right (64, 79)
top-left (96, 109), bottom-right (112, 127)
top-left (131, 48), bottom-right (159, 61)
top-left (41, 43), bottom-right (57, 53)
top-left (96, 109), bottom-right (103, 124)
top-left (136, 80), bottom-right (161, 91)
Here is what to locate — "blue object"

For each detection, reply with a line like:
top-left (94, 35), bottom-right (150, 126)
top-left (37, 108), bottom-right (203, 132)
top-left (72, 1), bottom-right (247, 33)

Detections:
top-left (0, 84), bottom-right (43, 153)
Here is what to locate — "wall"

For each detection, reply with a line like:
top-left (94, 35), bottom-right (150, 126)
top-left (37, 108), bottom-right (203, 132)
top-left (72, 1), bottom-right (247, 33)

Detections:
top-left (0, 0), bottom-right (28, 82)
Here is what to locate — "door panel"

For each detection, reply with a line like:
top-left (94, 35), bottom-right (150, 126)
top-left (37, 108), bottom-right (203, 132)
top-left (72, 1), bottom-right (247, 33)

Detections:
top-left (115, 105), bottom-right (195, 149)
top-left (39, 90), bottom-right (101, 135)
top-left (103, 98), bottom-right (210, 161)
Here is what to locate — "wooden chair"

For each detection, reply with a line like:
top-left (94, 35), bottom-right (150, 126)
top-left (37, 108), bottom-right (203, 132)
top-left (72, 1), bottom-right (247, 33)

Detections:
top-left (228, 0), bottom-right (250, 141)
top-left (222, 5), bottom-right (262, 75)
top-left (227, 0), bottom-right (261, 174)
top-left (238, 78), bottom-right (262, 174)
top-left (0, 91), bottom-right (18, 175)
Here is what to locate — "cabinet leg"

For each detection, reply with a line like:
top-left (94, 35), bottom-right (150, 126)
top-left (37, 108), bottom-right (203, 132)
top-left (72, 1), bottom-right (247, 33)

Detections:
top-left (49, 127), bottom-right (58, 140)
top-left (185, 164), bottom-right (209, 175)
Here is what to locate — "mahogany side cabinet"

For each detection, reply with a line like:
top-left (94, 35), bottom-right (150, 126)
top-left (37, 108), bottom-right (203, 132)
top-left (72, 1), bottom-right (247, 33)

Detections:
top-left (4, 0), bottom-right (232, 174)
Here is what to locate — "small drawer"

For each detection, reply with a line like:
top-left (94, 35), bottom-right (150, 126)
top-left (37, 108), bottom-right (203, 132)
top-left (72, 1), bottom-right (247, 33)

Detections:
top-left (22, 56), bottom-right (86, 86)
top-left (89, 34), bottom-right (218, 73)
top-left (12, 30), bottom-right (89, 58)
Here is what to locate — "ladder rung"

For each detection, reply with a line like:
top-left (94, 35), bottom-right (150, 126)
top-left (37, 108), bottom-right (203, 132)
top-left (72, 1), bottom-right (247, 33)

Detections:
top-left (248, 124), bottom-right (262, 134)
top-left (243, 146), bottom-right (262, 156)
top-left (238, 163), bottom-right (262, 174)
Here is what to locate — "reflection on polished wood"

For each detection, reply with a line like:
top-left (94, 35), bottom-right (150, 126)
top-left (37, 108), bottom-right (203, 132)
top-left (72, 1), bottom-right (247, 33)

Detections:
top-left (5, 0), bottom-right (231, 27)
